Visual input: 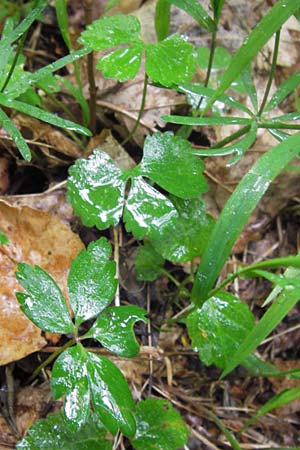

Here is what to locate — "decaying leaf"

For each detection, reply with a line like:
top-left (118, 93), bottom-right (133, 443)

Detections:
top-left (0, 201), bottom-right (83, 365)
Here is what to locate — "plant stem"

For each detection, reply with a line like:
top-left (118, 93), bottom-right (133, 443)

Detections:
top-left (84, 0), bottom-right (97, 134)
top-left (121, 73), bottom-right (149, 146)
top-left (258, 29), bottom-right (281, 116)
top-left (196, 28), bottom-right (217, 110)
top-left (259, 122), bottom-right (300, 130)
top-left (211, 124), bottom-right (251, 148)
top-left (27, 338), bottom-right (76, 384)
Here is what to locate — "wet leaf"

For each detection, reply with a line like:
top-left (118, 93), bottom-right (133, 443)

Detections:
top-left (87, 352), bottom-right (136, 437)
top-left (79, 14), bottom-right (142, 50)
top-left (52, 345), bottom-right (90, 429)
top-left (68, 238), bottom-right (117, 325)
top-left (0, 106), bottom-right (31, 161)
top-left (146, 34), bottom-right (196, 87)
top-left (97, 44), bottom-right (144, 81)
top-left (264, 71), bottom-right (300, 113)
top-left (171, 0), bottom-right (215, 31)
top-left (155, 0), bottom-right (171, 41)
top-left (67, 149), bottom-right (126, 230)
top-left (85, 306), bottom-right (147, 357)
top-left (16, 411), bottom-right (112, 450)
top-left (16, 264), bottom-right (74, 335)
top-left (187, 292), bottom-right (255, 369)
top-left (135, 241), bottom-right (165, 281)
top-left (152, 196), bottom-right (215, 262)
top-left (140, 132), bottom-right (208, 198)
top-left (123, 177), bottom-right (178, 240)
top-left (132, 398), bottom-right (189, 450)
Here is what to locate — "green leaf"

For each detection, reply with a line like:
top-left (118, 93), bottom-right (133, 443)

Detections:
top-left (87, 352), bottom-right (136, 437)
top-left (221, 285), bottom-right (300, 377)
top-left (197, 45), bottom-right (231, 69)
top-left (67, 149), bottom-right (126, 230)
top-left (264, 71), bottom-right (300, 113)
top-left (140, 132), bottom-right (208, 198)
top-left (152, 196), bottom-right (215, 262)
top-left (16, 411), bottom-right (112, 450)
top-left (162, 114), bottom-right (250, 126)
top-left (135, 241), bottom-right (165, 281)
top-left (123, 177), bottom-right (178, 240)
top-left (263, 266), bottom-right (300, 307)
top-left (55, 0), bottom-right (72, 51)
top-left (0, 230), bottom-right (9, 245)
top-left (204, 0), bottom-right (300, 111)
top-left (84, 306), bottom-right (147, 357)
top-left (241, 387), bottom-right (300, 432)
top-left (79, 15), bottom-right (142, 49)
top-left (240, 65), bottom-right (258, 112)
top-left (0, 94), bottom-right (91, 136)
top-left (187, 292), bottom-right (255, 369)
top-left (52, 345), bottom-right (90, 429)
top-left (210, 0), bottom-right (225, 22)
top-left (146, 34), bottom-right (196, 87)
top-left (170, 0), bottom-right (215, 31)
top-left (192, 132), bottom-right (300, 305)
top-left (68, 238), bottom-right (117, 325)
top-left (97, 44), bottom-right (143, 81)
top-left (155, 0), bottom-right (171, 41)
top-left (132, 398), bottom-right (189, 450)
top-left (0, 106), bottom-right (31, 160)
top-left (245, 269), bottom-right (300, 290)
top-left (15, 263), bottom-right (74, 334)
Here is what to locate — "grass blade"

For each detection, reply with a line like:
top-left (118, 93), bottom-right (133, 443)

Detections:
top-left (191, 132), bottom-right (300, 305)
top-left (0, 106), bottom-right (31, 160)
top-left (155, 0), bottom-right (171, 41)
top-left (264, 72), bottom-right (300, 113)
top-left (204, 0), bottom-right (300, 112)
top-left (162, 115), bottom-right (250, 126)
top-left (171, 0), bottom-right (215, 32)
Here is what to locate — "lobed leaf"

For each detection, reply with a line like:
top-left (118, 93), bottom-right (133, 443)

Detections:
top-left (187, 292), bottom-right (255, 369)
top-left (67, 149), bottom-right (126, 230)
top-left (52, 345), bottom-right (90, 429)
top-left (132, 398), bottom-right (189, 450)
top-left (140, 132), bottom-right (208, 198)
top-left (16, 411), bottom-right (112, 450)
top-left (135, 241), bottom-right (165, 281)
top-left (68, 238), bottom-right (117, 325)
top-left (152, 196), bottom-right (215, 262)
top-left (15, 263), bottom-right (74, 334)
top-left (146, 34), bottom-right (196, 87)
top-left (124, 177), bottom-right (178, 240)
top-left (85, 305), bottom-right (147, 357)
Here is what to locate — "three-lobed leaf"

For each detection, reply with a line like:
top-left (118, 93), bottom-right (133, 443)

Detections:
top-left (68, 238), bottom-right (117, 325)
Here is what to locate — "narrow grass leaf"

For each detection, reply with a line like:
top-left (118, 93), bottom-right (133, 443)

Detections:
top-left (170, 0), bottom-right (215, 31)
top-left (241, 387), bottom-right (300, 431)
top-left (155, 0), bottom-right (171, 41)
top-left (192, 132), bottom-right (300, 304)
top-left (221, 286), bottom-right (300, 377)
top-left (55, 0), bottom-right (72, 50)
top-left (264, 72), bottom-right (300, 113)
top-left (263, 266), bottom-right (300, 306)
top-left (244, 269), bottom-right (300, 290)
top-left (0, 106), bottom-right (31, 160)
top-left (204, 0), bottom-right (300, 111)
top-left (162, 114), bottom-right (250, 126)
top-left (268, 112), bottom-right (300, 122)
top-left (240, 65), bottom-right (258, 112)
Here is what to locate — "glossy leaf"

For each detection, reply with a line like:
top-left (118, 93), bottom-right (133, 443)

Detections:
top-left (171, 0), bottom-right (215, 31)
top-left (264, 71), bottom-right (300, 113)
top-left (140, 132), bottom-right (208, 198)
top-left (15, 263), bottom-right (74, 334)
top-left (67, 149), bottom-right (126, 230)
top-left (123, 177), bottom-right (178, 240)
top-left (263, 266), bottom-right (300, 307)
top-left (0, 94), bottom-right (91, 136)
top-left (204, 0), bottom-right (300, 111)
top-left (187, 292), bottom-right (255, 369)
top-left (146, 34), bottom-right (196, 87)
top-left (135, 241), bottom-right (165, 281)
top-left (16, 411), bottom-right (112, 450)
top-left (84, 306), bottom-right (147, 357)
top-left (152, 196), bottom-right (215, 262)
top-left (192, 132), bottom-right (300, 305)
top-left (132, 398), bottom-right (189, 450)
top-left (87, 352), bottom-right (136, 437)
top-left (68, 238), bottom-right (117, 325)
top-left (162, 114), bottom-right (250, 126)
top-left (79, 15), bottom-right (142, 49)
top-left (0, 106), bottom-right (31, 161)
top-left (245, 269), bottom-right (300, 290)
top-left (52, 345), bottom-right (90, 429)
top-left (221, 285), bottom-right (300, 377)
top-left (155, 0), bottom-right (171, 41)
top-left (97, 44), bottom-right (143, 81)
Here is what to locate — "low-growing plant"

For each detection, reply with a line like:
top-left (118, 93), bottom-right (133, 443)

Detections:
top-left (9, 0), bottom-right (300, 448)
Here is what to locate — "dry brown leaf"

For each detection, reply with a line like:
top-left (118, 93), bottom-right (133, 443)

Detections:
top-left (0, 201), bottom-right (83, 365)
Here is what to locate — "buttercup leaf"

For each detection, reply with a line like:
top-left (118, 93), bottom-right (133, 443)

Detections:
top-left (97, 44), bottom-right (144, 81)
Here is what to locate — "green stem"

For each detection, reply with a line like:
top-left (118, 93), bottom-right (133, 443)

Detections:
top-left (196, 28), bottom-right (217, 110)
top-left (258, 29), bottom-right (281, 116)
top-left (122, 73), bottom-right (149, 146)
top-left (211, 124), bottom-right (251, 149)
top-left (84, 0), bottom-right (97, 134)
top-left (27, 338), bottom-right (76, 384)
top-left (1, 31), bottom-right (27, 93)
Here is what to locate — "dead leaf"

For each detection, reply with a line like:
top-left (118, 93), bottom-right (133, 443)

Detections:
top-left (0, 201), bottom-right (84, 365)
